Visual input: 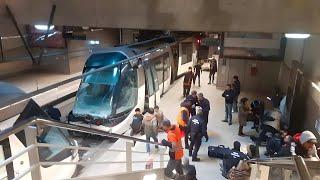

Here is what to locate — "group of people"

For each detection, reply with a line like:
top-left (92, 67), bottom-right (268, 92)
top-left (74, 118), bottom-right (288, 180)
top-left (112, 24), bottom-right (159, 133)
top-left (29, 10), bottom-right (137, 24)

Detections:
top-left (183, 59), bottom-right (217, 97)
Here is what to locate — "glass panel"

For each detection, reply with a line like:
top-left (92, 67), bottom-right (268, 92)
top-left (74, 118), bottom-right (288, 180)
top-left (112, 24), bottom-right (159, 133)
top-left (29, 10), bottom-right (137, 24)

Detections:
top-left (181, 42), bottom-right (193, 65)
top-left (154, 57), bottom-right (163, 84)
top-left (151, 65), bottom-right (159, 91)
top-left (0, 145), bottom-right (7, 179)
top-left (116, 68), bottom-right (138, 113)
top-left (73, 67), bottom-right (120, 119)
top-left (85, 52), bottom-right (127, 67)
top-left (146, 68), bottom-right (155, 95)
top-left (163, 53), bottom-right (170, 81)
top-left (38, 127), bottom-right (71, 161)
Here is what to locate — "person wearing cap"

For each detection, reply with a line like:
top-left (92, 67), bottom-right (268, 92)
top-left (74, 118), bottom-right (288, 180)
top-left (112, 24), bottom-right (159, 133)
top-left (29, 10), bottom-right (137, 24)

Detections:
top-left (187, 108), bottom-right (207, 161)
top-left (197, 93), bottom-right (210, 140)
top-left (186, 90), bottom-right (199, 116)
top-left (294, 130), bottom-right (319, 160)
top-left (238, 97), bottom-right (251, 136)
top-left (161, 120), bottom-right (184, 179)
top-left (182, 157), bottom-right (197, 180)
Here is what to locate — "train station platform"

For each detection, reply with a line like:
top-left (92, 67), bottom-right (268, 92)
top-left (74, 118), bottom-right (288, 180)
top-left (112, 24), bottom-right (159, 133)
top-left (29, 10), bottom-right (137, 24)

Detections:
top-left (78, 72), bottom-right (271, 180)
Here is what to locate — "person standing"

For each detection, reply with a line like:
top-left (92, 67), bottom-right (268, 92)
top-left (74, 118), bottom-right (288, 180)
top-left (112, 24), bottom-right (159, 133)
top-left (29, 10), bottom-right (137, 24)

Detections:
top-left (187, 108), bottom-right (206, 161)
top-left (186, 90), bottom-right (198, 116)
top-left (142, 108), bottom-right (159, 153)
top-left (238, 98), bottom-right (251, 136)
top-left (154, 105), bottom-right (164, 131)
top-left (197, 93), bottom-right (210, 141)
top-left (232, 75), bottom-right (241, 112)
top-left (161, 120), bottom-right (184, 179)
top-left (208, 59), bottom-right (217, 84)
top-left (183, 67), bottom-right (194, 97)
top-left (222, 84), bottom-right (235, 125)
top-left (193, 63), bottom-right (202, 87)
top-left (177, 101), bottom-right (191, 148)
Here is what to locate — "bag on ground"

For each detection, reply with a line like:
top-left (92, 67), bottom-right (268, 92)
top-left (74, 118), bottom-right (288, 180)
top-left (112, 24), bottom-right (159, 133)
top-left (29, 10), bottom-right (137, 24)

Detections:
top-left (208, 145), bottom-right (231, 159)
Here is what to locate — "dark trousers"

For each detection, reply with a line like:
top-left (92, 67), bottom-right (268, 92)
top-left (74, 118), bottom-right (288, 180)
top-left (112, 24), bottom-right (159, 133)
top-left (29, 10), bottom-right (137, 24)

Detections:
top-left (233, 95), bottom-right (239, 112)
top-left (179, 125), bottom-right (189, 147)
top-left (190, 108), bottom-right (196, 116)
top-left (193, 73), bottom-right (200, 86)
top-left (202, 111), bottom-right (209, 138)
top-left (183, 86), bottom-right (191, 97)
top-left (209, 72), bottom-right (215, 84)
top-left (189, 133), bottom-right (202, 158)
top-left (146, 133), bottom-right (159, 153)
top-left (225, 103), bottom-right (233, 124)
top-left (165, 159), bottom-right (183, 178)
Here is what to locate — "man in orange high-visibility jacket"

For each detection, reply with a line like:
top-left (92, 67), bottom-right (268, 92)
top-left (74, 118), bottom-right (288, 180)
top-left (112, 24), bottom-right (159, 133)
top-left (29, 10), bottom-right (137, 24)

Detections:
top-left (161, 120), bottom-right (184, 179)
top-left (177, 100), bottom-right (191, 149)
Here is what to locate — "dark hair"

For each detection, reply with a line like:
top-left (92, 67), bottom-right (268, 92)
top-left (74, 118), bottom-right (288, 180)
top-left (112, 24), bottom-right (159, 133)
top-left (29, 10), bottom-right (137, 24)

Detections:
top-left (135, 108), bottom-right (141, 112)
top-left (227, 84), bottom-right (231, 88)
top-left (240, 97), bottom-right (248, 104)
top-left (233, 141), bottom-right (241, 152)
top-left (233, 75), bottom-right (239, 80)
top-left (162, 119), bottom-right (171, 127)
top-left (188, 66), bottom-right (192, 70)
top-left (148, 108), bottom-right (154, 114)
top-left (191, 90), bottom-right (197, 95)
top-left (154, 105), bottom-right (159, 110)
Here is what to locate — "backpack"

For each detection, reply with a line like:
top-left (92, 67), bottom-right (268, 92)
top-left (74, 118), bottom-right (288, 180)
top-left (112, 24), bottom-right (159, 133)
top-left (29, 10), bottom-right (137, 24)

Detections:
top-left (208, 145), bottom-right (231, 159)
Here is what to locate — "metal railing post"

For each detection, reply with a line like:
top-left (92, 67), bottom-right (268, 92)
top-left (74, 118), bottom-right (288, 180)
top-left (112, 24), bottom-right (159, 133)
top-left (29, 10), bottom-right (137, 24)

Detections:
top-left (293, 155), bottom-right (312, 180)
top-left (126, 142), bottom-right (133, 173)
top-left (25, 126), bottom-right (41, 180)
top-left (160, 153), bottom-right (164, 168)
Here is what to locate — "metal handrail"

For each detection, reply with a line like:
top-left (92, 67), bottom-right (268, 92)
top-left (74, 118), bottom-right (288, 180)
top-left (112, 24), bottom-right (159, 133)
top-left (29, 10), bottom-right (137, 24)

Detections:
top-left (0, 42), bottom-right (176, 122)
top-left (0, 118), bottom-right (163, 146)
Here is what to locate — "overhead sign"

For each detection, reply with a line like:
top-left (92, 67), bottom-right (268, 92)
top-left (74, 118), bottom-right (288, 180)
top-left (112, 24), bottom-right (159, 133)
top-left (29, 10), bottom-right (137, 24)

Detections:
top-left (202, 38), bottom-right (220, 46)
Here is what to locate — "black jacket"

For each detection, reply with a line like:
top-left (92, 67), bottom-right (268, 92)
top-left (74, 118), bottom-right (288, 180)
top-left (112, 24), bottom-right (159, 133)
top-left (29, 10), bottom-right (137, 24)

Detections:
top-left (187, 115), bottom-right (206, 136)
top-left (233, 80), bottom-right (241, 95)
top-left (209, 61), bottom-right (217, 73)
top-left (198, 98), bottom-right (210, 112)
top-left (222, 90), bottom-right (235, 104)
top-left (183, 72), bottom-right (194, 87)
top-left (186, 95), bottom-right (199, 108)
top-left (183, 164), bottom-right (197, 180)
top-left (193, 64), bottom-right (202, 75)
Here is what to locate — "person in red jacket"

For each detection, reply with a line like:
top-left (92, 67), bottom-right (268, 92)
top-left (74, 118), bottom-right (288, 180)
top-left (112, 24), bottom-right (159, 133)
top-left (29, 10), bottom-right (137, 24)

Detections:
top-left (161, 120), bottom-right (184, 179)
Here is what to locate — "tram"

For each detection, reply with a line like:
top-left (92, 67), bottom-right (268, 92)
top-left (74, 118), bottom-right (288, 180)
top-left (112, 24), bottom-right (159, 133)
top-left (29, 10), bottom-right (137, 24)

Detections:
top-left (68, 36), bottom-right (193, 134)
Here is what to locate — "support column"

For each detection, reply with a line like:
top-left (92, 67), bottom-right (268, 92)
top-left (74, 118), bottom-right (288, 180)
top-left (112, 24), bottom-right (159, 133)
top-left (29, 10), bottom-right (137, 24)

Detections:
top-left (24, 127), bottom-right (41, 180)
top-left (126, 142), bottom-right (133, 173)
top-left (0, 138), bottom-right (14, 179)
top-left (5, 5), bottom-right (36, 64)
top-left (38, 4), bottom-right (56, 64)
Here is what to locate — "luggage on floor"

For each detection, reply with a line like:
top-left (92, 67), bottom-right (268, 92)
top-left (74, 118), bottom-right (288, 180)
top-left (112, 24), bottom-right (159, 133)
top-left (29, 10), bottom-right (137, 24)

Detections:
top-left (208, 145), bottom-right (231, 159)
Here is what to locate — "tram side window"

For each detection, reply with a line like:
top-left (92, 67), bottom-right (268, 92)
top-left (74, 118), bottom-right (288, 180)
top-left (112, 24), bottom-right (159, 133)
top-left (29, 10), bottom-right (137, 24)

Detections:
top-left (181, 42), bottom-right (193, 65)
top-left (154, 57), bottom-right (163, 84)
top-left (116, 68), bottom-right (138, 113)
top-left (150, 65), bottom-right (159, 91)
top-left (146, 68), bottom-right (155, 95)
top-left (163, 53), bottom-right (170, 81)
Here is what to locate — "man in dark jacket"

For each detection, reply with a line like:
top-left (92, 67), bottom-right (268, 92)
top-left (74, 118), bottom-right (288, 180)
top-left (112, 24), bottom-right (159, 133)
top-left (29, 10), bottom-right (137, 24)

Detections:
top-left (183, 67), bottom-right (194, 97)
top-left (222, 84), bottom-right (235, 125)
top-left (208, 59), bottom-right (217, 84)
top-left (232, 75), bottom-right (241, 112)
top-left (186, 90), bottom-right (198, 116)
top-left (193, 63), bottom-right (202, 87)
top-left (197, 93), bottom-right (210, 141)
top-left (187, 109), bottom-right (206, 161)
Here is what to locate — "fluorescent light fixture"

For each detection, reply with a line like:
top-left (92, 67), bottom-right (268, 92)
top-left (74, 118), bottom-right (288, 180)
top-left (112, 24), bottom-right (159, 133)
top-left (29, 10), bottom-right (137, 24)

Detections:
top-left (285, 33), bottom-right (310, 39)
top-left (89, 40), bottom-right (100, 45)
top-left (267, 97), bottom-right (272, 101)
top-left (311, 81), bottom-right (320, 92)
top-left (143, 173), bottom-right (157, 180)
top-left (34, 25), bottom-right (55, 31)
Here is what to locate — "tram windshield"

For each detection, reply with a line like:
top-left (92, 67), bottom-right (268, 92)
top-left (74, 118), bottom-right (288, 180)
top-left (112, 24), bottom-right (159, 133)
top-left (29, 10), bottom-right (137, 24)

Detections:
top-left (73, 52), bottom-right (127, 119)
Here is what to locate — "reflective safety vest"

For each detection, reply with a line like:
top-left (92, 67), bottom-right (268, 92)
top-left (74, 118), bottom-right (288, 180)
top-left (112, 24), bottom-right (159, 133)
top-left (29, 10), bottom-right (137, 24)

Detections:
top-left (167, 125), bottom-right (184, 160)
top-left (176, 107), bottom-right (189, 127)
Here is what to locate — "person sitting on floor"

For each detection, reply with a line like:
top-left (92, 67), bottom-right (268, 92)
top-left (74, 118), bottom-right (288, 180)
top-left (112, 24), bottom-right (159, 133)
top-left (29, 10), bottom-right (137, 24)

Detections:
top-left (181, 157), bottom-right (197, 180)
top-left (130, 108), bottom-right (144, 136)
top-left (293, 130), bottom-right (319, 160)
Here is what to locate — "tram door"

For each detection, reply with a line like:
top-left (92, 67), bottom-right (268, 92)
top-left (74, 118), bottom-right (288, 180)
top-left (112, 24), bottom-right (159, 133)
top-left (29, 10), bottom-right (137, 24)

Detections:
top-left (144, 64), bottom-right (160, 109)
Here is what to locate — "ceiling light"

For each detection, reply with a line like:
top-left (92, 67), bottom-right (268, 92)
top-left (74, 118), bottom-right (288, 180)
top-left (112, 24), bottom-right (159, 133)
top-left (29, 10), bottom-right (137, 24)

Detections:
top-left (34, 25), bottom-right (55, 31)
top-left (285, 33), bottom-right (310, 39)
top-left (89, 40), bottom-right (100, 45)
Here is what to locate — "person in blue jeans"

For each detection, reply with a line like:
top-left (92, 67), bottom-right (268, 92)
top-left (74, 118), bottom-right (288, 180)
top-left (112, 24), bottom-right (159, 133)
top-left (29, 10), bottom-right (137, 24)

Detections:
top-left (222, 84), bottom-right (235, 125)
top-left (142, 108), bottom-right (159, 153)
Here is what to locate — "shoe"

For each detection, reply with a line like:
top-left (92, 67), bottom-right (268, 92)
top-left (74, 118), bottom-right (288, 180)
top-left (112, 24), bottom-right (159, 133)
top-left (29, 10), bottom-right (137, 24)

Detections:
top-left (189, 151), bottom-right (192, 157)
top-left (185, 145), bottom-right (190, 149)
top-left (238, 133), bottom-right (245, 137)
top-left (208, 83), bottom-right (211, 84)
top-left (192, 157), bottom-right (200, 162)
top-left (228, 123), bottom-right (232, 125)
top-left (205, 136), bottom-right (209, 142)
top-left (222, 120), bottom-right (228, 122)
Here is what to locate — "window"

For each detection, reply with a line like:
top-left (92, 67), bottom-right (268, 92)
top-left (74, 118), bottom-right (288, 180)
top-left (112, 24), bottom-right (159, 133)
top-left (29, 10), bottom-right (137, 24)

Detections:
top-left (146, 68), bottom-right (155, 95)
top-left (163, 53), bottom-right (170, 81)
top-left (116, 68), bottom-right (138, 113)
top-left (150, 65), bottom-right (159, 91)
top-left (154, 57), bottom-right (163, 84)
top-left (181, 42), bottom-right (193, 65)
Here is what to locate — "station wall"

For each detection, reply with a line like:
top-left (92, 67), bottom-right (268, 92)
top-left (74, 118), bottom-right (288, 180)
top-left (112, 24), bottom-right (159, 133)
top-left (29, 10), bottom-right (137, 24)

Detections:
top-left (216, 58), bottom-right (281, 94)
